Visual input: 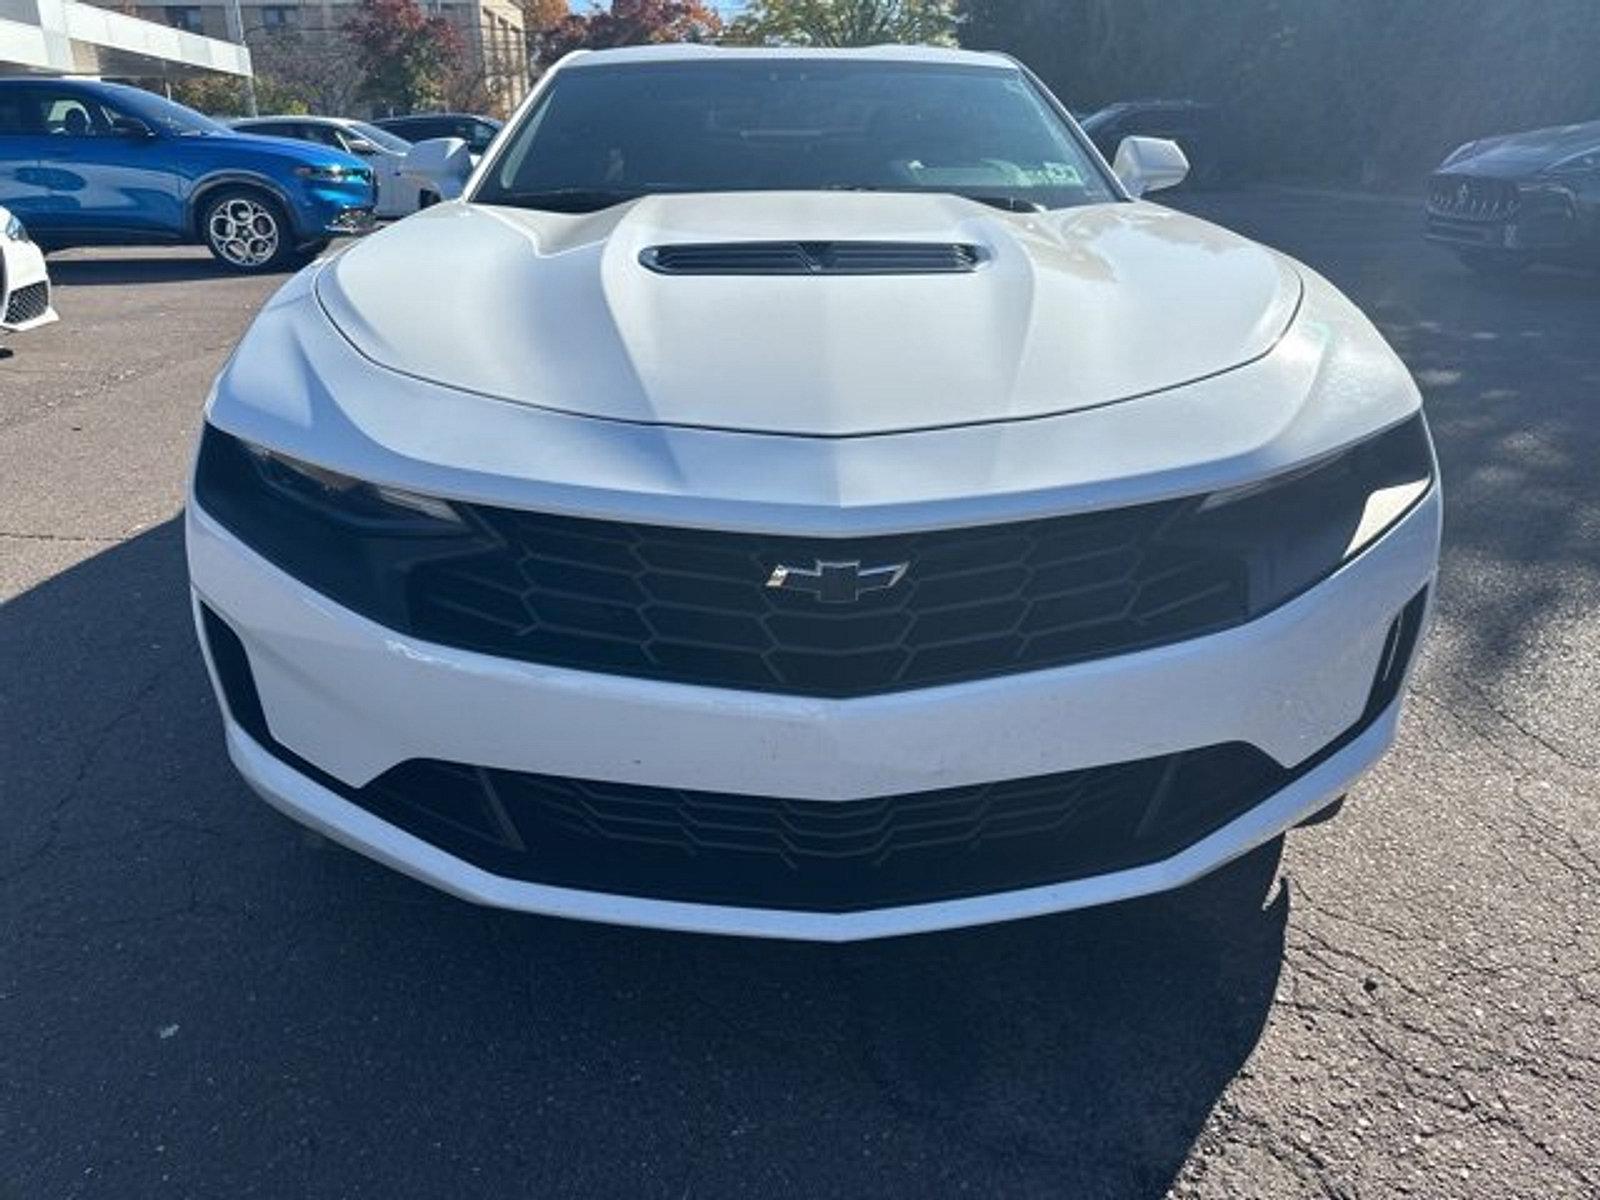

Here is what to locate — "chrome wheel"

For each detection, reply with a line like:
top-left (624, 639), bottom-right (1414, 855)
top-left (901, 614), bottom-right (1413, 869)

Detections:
top-left (207, 196), bottom-right (280, 268)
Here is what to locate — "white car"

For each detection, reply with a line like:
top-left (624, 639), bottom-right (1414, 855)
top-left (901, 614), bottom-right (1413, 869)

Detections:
top-left (0, 205), bottom-right (56, 333)
top-left (188, 46), bottom-right (1440, 941)
top-left (229, 116), bottom-right (439, 218)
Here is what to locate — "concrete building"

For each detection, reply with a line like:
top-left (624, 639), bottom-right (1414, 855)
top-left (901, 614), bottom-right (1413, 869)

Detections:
top-left (116, 0), bottom-right (528, 115)
top-left (0, 0), bottom-right (251, 79)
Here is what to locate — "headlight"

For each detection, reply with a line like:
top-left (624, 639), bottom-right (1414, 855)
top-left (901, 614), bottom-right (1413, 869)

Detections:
top-left (3, 212), bottom-right (28, 242)
top-left (1180, 414), bottom-right (1435, 613)
top-left (1439, 140), bottom-right (1480, 168)
top-left (194, 426), bottom-right (490, 621)
top-left (1542, 149), bottom-right (1600, 177)
top-left (239, 440), bottom-right (461, 525)
top-left (294, 164), bottom-right (364, 183)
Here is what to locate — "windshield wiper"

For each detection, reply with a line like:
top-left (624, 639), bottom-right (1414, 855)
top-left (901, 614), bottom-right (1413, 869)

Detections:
top-left (492, 187), bottom-right (647, 214)
top-left (822, 184), bottom-right (1049, 213)
top-left (957, 193), bottom-right (1050, 214)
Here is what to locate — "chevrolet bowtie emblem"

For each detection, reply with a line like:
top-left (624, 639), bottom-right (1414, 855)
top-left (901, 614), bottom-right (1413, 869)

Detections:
top-left (766, 559), bottom-right (909, 604)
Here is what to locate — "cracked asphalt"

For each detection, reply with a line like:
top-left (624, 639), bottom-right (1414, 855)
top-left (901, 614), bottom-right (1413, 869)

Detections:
top-left (3, 193), bottom-right (1597, 1198)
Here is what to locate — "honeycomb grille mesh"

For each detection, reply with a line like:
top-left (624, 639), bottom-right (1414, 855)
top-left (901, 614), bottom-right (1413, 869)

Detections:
top-left (3, 281), bottom-right (48, 325)
top-left (405, 500), bottom-right (1250, 697)
top-left (360, 742), bottom-right (1286, 911)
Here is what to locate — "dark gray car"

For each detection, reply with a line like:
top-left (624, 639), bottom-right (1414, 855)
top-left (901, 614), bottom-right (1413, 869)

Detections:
top-left (1426, 119), bottom-right (1600, 274)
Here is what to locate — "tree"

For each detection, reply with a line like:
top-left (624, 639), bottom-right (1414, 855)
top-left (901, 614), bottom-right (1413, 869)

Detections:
top-left (343, 0), bottom-right (464, 115)
top-left (522, 0), bottom-right (571, 28)
top-left (527, 0), bottom-right (722, 72)
top-left (167, 71), bottom-right (309, 118)
top-left (956, 0), bottom-right (1600, 187)
top-left (732, 0), bottom-right (957, 47)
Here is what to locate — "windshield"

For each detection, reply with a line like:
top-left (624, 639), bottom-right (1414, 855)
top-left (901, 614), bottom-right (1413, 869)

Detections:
top-left (349, 120), bottom-right (412, 153)
top-left (110, 85), bottom-right (228, 137)
top-left (476, 61), bottom-right (1117, 213)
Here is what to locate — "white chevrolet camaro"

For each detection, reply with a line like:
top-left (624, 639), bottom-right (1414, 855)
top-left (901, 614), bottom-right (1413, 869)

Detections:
top-left (187, 45), bottom-right (1440, 941)
top-left (0, 205), bottom-right (56, 335)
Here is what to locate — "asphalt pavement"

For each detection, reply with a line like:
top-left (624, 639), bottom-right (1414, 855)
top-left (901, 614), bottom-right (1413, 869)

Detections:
top-left (2, 197), bottom-right (1597, 1199)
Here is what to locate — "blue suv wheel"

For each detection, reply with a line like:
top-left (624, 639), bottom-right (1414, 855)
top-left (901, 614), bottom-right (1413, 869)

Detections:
top-left (201, 187), bottom-right (297, 273)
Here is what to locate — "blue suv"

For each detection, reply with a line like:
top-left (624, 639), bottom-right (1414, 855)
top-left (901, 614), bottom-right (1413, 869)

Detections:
top-left (0, 79), bottom-right (375, 273)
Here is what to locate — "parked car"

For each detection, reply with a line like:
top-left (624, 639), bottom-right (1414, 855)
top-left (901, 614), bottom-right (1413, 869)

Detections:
top-left (0, 79), bottom-right (375, 272)
top-left (189, 45), bottom-right (1439, 941)
top-left (374, 112), bottom-right (501, 160)
top-left (0, 204), bottom-right (55, 334)
top-left (229, 116), bottom-right (441, 218)
top-left (1426, 118), bottom-right (1600, 275)
top-left (1080, 99), bottom-right (1231, 187)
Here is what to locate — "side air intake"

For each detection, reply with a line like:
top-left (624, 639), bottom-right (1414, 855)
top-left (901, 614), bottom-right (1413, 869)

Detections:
top-left (639, 241), bottom-right (987, 276)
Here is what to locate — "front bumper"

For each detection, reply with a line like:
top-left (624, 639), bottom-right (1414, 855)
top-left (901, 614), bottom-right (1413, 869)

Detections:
top-left (320, 207), bottom-right (376, 237)
top-left (1425, 180), bottom-right (1586, 256)
top-left (287, 177), bottom-right (377, 241)
top-left (187, 485), bottom-right (1440, 939)
top-left (0, 232), bottom-right (56, 332)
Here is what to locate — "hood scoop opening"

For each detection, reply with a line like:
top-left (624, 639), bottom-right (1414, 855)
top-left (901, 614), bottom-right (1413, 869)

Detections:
top-left (639, 241), bottom-right (987, 276)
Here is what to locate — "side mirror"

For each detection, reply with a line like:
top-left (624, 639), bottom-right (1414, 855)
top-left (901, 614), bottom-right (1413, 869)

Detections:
top-left (345, 137), bottom-right (379, 157)
top-left (1112, 136), bottom-right (1189, 198)
top-left (400, 136), bottom-right (472, 200)
top-left (112, 116), bottom-right (156, 139)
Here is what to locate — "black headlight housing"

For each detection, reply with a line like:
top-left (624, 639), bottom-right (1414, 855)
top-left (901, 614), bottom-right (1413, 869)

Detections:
top-left (193, 426), bottom-right (497, 622)
top-left (193, 414), bottom-right (1433, 664)
top-left (1165, 413), bottom-right (1435, 613)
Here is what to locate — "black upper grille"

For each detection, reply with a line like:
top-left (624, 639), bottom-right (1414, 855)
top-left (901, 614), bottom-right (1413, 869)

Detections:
top-left (640, 241), bottom-right (985, 275)
top-left (195, 420), bottom-right (1432, 700)
top-left (1427, 174), bottom-right (1520, 221)
top-left (406, 501), bottom-right (1248, 697)
top-left (4, 280), bottom-right (48, 325)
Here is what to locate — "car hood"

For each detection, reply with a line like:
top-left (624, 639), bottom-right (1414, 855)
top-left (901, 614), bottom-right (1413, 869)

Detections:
top-left (1444, 119), bottom-right (1600, 176)
top-left (316, 192), bottom-right (1301, 437)
top-left (213, 131), bottom-right (367, 171)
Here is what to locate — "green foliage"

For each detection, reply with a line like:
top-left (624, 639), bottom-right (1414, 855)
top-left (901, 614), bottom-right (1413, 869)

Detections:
top-left (958, 0), bottom-right (1600, 185)
top-left (732, 0), bottom-right (958, 47)
top-left (167, 73), bottom-right (309, 118)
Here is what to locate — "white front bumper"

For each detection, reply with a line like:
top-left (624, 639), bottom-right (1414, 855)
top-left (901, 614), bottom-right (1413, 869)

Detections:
top-left (225, 708), bottom-right (1400, 941)
top-left (0, 232), bottom-right (56, 332)
top-left (187, 489), bottom-right (1439, 939)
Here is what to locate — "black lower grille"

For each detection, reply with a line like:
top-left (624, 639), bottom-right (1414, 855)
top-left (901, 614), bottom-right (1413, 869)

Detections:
top-left (199, 591), bottom-right (1428, 912)
top-left (355, 743), bottom-right (1287, 911)
top-left (4, 280), bottom-right (48, 325)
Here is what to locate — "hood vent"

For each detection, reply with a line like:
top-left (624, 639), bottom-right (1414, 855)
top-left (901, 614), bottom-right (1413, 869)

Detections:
top-left (640, 241), bottom-right (987, 276)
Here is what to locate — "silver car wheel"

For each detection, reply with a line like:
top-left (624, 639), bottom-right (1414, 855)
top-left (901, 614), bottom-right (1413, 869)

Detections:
top-left (207, 197), bottom-right (280, 268)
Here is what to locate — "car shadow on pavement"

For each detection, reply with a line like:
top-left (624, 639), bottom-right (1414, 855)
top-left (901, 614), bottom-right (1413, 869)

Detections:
top-left (43, 254), bottom-right (270, 286)
top-left (3, 516), bottom-right (1289, 1198)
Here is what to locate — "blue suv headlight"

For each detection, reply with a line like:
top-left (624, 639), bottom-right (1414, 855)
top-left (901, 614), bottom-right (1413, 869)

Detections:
top-left (294, 164), bottom-right (366, 183)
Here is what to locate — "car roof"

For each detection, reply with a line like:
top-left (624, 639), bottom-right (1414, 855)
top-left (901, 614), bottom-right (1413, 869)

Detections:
top-left (558, 44), bottom-right (1015, 70)
top-left (236, 115), bottom-right (351, 125)
top-left (0, 77), bottom-right (129, 95)
top-left (377, 113), bottom-right (495, 122)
